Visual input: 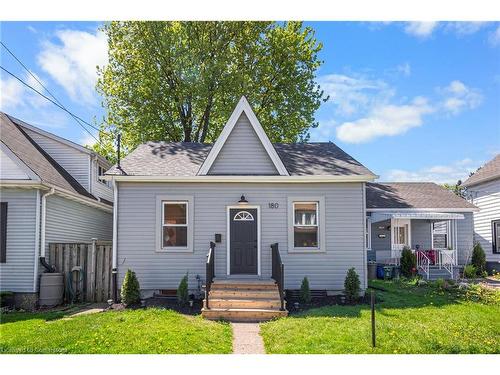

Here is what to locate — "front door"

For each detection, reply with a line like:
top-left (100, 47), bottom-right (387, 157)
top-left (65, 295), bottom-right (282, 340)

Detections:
top-left (230, 208), bottom-right (258, 275)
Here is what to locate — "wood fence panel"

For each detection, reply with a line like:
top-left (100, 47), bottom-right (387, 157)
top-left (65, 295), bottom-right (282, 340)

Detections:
top-left (47, 241), bottom-right (113, 303)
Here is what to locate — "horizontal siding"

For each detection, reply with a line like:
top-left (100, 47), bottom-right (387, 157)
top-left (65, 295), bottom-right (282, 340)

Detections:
top-left (117, 182), bottom-right (366, 291)
top-left (45, 195), bottom-right (113, 263)
top-left (0, 147), bottom-right (30, 179)
top-left (23, 128), bottom-right (90, 190)
top-left (457, 213), bottom-right (474, 264)
top-left (412, 220), bottom-right (431, 249)
top-left (469, 179), bottom-right (500, 261)
top-left (0, 188), bottom-right (37, 292)
top-left (371, 219), bottom-right (391, 262)
top-left (208, 113), bottom-right (279, 175)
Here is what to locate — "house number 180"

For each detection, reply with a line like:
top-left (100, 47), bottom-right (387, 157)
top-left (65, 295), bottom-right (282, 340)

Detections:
top-left (268, 202), bottom-right (279, 209)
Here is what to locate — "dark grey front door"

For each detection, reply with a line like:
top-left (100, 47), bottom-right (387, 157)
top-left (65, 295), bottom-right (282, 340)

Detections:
top-left (230, 208), bottom-right (258, 275)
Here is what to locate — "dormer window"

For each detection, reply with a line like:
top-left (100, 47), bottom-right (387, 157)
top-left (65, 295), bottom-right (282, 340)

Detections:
top-left (97, 164), bottom-right (111, 187)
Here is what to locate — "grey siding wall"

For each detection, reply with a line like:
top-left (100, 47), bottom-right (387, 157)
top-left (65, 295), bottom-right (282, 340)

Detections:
top-left (411, 220), bottom-right (431, 249)
top-left (23, 128), bottom-right (91, 190)
top-left (208, 113), bottom-right (279, 175)
top-left (0, 147), bottom-right (30, 180)
top-left (45, 195), bottom-right (113, 260)
top-left (0, 188), bottom-right (37, 292)
top-left (116, 182), bottom-right (366, 291)
top-left (469, 179), bottom-right (500, 262)
top-left (457, 212), bottom-right (474, 265)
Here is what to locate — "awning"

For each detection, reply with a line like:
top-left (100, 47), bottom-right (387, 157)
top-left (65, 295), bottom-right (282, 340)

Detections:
top-left (370, 212), bottom-right (465, 223)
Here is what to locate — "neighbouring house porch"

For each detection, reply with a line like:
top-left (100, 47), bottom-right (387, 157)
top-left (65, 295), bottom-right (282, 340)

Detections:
top-left (367, 211), bottom-right (467, 279)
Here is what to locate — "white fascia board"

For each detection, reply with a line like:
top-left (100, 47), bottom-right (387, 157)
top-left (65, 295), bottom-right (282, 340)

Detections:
top-left (367, 207), bottom-right (479, 213)
top-left (197, 96), bottom-right (289, 176)
top-left (0, 142), bottom-right (41, 181)
top-left (102, 174), bottom-right (378, 183)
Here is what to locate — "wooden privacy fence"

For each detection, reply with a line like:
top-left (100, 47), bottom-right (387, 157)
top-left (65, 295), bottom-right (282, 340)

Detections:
top-left (48, 240), bottom-right (113, 303)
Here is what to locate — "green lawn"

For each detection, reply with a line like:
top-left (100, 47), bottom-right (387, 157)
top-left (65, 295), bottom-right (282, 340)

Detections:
top-left (0, 308), bottom-right (232, 354)
top-left (260, 280), bottom-right (500, 354)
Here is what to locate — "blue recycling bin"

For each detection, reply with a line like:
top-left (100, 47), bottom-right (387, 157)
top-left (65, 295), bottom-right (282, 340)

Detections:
top-left (376, 264), bottom-right (385, 279)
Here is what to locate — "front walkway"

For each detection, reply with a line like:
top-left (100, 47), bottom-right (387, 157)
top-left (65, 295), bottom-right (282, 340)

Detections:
top-left (231, 322), bottom-right (265, 354)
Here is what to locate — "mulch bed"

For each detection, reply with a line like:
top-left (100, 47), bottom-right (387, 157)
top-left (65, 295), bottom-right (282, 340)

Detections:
top-left (285, 294), bottom-right (369, 315)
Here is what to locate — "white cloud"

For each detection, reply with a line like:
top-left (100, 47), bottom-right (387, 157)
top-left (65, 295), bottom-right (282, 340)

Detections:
top-left (0, 71), bottom-right (50, 111)
top-left (335, 96), bottom-right (434, 143)
top-left (489, 25), bottom-right (500, 46)
top-left (439, 80), bottom-right (482, 115)
top-left (444, 22), bottom-right (488, 35)
top-left (396, 62), bottom-right (411, 77)
top-left (384, 159), bottom-right (480, 184)
top-left (37, 29), bottom-right (108, 105)
top-left (80, 132), bottom-right (98, 147)
top-left (319, 74), bottom-right (393, 116)
top-left (404, 22), bottom-right (438, 38)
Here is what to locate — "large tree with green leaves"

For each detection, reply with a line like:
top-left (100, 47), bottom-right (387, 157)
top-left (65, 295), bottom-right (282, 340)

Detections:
top-left (94, 21), bottom-right (326, 160)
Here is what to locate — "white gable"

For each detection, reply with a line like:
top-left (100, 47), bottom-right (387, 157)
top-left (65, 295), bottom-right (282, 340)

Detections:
top-left (198, 96), bottom-right (288, 176)
top-left (0, 143), bottom-right (37, 180)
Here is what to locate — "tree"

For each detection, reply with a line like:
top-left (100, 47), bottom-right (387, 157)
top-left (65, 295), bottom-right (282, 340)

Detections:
top-left (177, 273), bottom-right (189, 305)
top-left (471, 242), bottom-right (486, 276)
top-left (400, 246), bottom-right (417, 278)
top-left (442, 180), bottom-right (466, 199)
top-left (94, 21), bottom-right (327, 160)
top-left (121, 269), bottom-right (141, 305)
top-left (344, 268), bottom-right (360, 303)
top-left (300, 277), bottom-right (311, 304)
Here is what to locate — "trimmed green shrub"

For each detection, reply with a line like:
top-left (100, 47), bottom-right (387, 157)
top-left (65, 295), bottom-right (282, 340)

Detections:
top-left (177, 273), bottom-right (189, 305)
top-left (471, 243), bottom-right (486, 276)
top-left (463, 265), bottom-right (477, 279)
top-left (400, 246), bottom-right (417, 278)
top-left (300, 277), bottom-right (311, 304)
top-left (344, 267), bottom-right (361, 303)
top-left (121, 269), bottom-right (141, 305)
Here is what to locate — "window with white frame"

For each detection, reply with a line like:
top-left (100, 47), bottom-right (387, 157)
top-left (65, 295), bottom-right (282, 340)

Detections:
top-left (162, 201), bottom-right (188, 248)
top-left (392, 219), bottom-right (410, 250)
top-left (97, 164), bottom-right (111, 187)
top-left (432, 221), bottom-right (450, 249)
top-left (293, 202), bottom-right (319, 248)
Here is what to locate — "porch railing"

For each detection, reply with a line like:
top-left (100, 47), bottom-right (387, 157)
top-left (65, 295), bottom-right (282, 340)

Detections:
top-left (415, 251), bottom-right (430, 279)
top-left (205, 241), bottom-right (216, 309)
top-left (439, 250), bottom-right (455, 279)
top-left (271, 243), bottom-right (285, 311)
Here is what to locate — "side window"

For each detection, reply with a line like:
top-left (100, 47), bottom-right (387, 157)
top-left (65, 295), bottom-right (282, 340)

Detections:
top-left (288, 197), bottom-right (325, 253)
top-left (97, 164), bottom-right (111, 187)
top-left (493, 220), bottom-right (500, 254)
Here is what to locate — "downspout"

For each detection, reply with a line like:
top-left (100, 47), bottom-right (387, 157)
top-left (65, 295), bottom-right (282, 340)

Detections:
top-left (362, 182), bottom-right (368, 289)
top-left (112, 178), bottom-right (118, 301)
top-left (39, 187), bottom-right (55, 272)
top-left (32, 189), bottom-right (41, 291)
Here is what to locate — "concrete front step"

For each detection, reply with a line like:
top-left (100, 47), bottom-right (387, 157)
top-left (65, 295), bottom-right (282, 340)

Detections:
top-left (201, 307), bottom-right (288, 322)
top-left (207, 297), bottom-right (282, 310)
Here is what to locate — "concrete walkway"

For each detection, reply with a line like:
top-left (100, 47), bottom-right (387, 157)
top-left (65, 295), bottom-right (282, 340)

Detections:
top-left (231, 322), bottom-right (265, 354)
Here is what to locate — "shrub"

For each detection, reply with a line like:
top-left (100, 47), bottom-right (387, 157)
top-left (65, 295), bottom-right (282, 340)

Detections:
top-left (461, 284), bottom-right (500, 305)
top-left (463, 265), bottom-right (477, 279)
top-left (299, 277), bottom-right (311, 304)
top-left (471, 243), bottom-right (486, 276)
top-left (344, 267), bottom-right (361, 303)
top-left (177, 273), bottom-right (189, 305)
top-left (400, 246), bottom-right (417, 278)
top-left (121, 269), bottom-right (141, 305)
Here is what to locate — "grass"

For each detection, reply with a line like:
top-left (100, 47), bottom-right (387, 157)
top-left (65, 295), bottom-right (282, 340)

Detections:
top-left (260, 279), bottom-right (500, 354)
top-left (0, 307), bottom-right (232, 354)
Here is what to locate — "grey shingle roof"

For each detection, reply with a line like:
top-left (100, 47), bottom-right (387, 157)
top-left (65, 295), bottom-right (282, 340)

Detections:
top-left (366, 182), bottom-right (477, 210)
top-left (1, 113), bottom-right (95, 199)
top-left (106, 141), bottom-right (376, 177)
top-left (462, 154), bottom-right (500, 187)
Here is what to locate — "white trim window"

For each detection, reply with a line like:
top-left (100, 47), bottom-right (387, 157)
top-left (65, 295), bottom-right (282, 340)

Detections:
top-left (391, 219), bottom-right (411, 251)
top-left (156, 196), bottom-right (194, 252)
top-left (432, 220), bottom-right (450, 249)
top-left (288, 197), bottom-right (326, 252)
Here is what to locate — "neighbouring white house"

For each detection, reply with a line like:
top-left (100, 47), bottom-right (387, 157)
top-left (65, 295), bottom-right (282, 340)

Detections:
top-left (0, 113), bottom-right (113, 309)
top-left (462, 154), bottom-right (500, 270)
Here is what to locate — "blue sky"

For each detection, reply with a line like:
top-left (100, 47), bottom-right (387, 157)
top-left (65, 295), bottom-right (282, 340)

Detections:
top-left (1, 21), bottom-right (499, 183)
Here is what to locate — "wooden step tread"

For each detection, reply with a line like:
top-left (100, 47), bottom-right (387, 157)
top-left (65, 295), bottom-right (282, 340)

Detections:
top-left (203, 307), bottom-right (285, 313)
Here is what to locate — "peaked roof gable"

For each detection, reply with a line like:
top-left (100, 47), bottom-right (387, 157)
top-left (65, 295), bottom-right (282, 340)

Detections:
top-left (462, 154), bottom-right (500, 187)
top-left (197, 96), bottom-right (289, 176)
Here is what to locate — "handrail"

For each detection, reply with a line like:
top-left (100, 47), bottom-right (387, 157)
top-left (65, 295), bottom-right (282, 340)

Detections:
top-left (205, 241), bottom-right (216, 309)
top-left (439, 250), bottom-right (455, 279)
top-left (415, 250), bottom-right (430, 280)
top-left (271, 243), bottom-right (285, 311)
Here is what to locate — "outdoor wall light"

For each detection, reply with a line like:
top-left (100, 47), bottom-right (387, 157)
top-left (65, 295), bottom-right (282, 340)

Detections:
top-left (238, 195), bottom-right (248, 205)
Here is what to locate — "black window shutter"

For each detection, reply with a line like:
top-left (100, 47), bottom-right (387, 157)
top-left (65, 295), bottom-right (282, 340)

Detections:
top-left (0, 202), bottom-right (7, 263)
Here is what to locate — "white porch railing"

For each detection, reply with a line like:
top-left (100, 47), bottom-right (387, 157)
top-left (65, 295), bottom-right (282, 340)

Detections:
top-left (415, 251), bottom-right (431, 279)
top-left (438, 249), bottom-right (456, 279)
